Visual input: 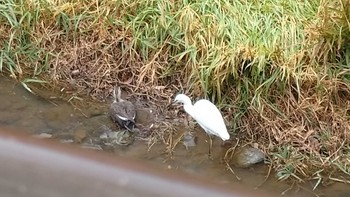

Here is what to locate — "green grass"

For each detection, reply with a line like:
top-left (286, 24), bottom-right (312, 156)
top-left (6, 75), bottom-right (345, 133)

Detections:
top-left (1, 0), bottom-right (350, 184)
top-left (125, 0), bottom-right (321, 100)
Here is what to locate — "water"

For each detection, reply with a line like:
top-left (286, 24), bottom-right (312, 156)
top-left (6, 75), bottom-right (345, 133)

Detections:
top-left (0, 76), bottom-right (349, 197)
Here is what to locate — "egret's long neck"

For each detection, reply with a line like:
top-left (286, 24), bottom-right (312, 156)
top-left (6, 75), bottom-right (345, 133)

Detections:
top-left (183, 103), bottom-right (196, 118)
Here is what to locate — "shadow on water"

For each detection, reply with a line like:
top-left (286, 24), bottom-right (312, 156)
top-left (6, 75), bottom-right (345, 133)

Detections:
top-left (0, 76), bottom-right (349, 197)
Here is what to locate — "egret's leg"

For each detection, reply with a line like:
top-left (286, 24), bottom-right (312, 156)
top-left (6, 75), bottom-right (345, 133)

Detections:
top-left (208, 135), bottom-right (213, 160)
top-left (185, 114), bottom-right (189, 127)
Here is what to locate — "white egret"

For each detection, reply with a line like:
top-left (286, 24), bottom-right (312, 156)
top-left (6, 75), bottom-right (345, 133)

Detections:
top-left (174, 94), bottom-right (230, 158)
top-left (109, 86), bottom-right (136, 131)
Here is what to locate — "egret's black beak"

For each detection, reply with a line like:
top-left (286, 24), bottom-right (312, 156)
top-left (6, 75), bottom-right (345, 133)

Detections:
top-left (172, 99), bottom-right (181, 105)
top-left (167, 99), bottom-right (178, 109)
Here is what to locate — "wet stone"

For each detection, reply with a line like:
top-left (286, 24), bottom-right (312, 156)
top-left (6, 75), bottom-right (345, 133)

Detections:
top-left (109, 130), bottom-right (135, 146)
top-left (73, 129), bottom-right (87, 143)
top-left (85, 105), bottom-right (106, 117)
top-left (134, 126), bottom-right (152, 138)
top-left (99, 125), bottom-right (135, 146)
top-left (135, 108), bottom-right (155, 126)
top-left (183, 132), bottom-right (197, 149)
top-left (33, 133), bottom-right (53, 139)
top-left (14, 117), bottom-right (49, 134)
top-left (80, 141), bottom-right (103, 151)
top-left (98, 125), bottom-right (114, 138)
top-left (60, 139), bottom-right (74, 144)
top-left (0, 113), bottom-right (21, 125)
top-left (134, 108), bottom-right (155, 138)
top-left (40, 107), bottom-right (77, 130)
top-left (231, 146), bottom-right (265, 168)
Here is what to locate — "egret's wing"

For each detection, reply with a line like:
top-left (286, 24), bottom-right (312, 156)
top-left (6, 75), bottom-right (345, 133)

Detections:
top-left (192, 100), bottom-right (228, 139)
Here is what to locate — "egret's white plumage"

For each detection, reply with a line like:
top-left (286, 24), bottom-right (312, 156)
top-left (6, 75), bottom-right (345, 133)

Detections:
top-left (174, 94), bottom-right (230, 157)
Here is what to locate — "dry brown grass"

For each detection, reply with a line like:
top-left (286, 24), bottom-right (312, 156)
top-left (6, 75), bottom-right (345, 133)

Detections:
top-left (236, 80), bottom-right (350, 180)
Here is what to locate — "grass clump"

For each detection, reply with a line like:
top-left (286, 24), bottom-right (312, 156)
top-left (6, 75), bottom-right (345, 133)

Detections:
top-left (1, 0), bottom-right (350, 184)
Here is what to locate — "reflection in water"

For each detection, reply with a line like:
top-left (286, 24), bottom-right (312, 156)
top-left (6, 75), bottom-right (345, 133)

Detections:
top-left (0, 76), bottom-right (349, 197)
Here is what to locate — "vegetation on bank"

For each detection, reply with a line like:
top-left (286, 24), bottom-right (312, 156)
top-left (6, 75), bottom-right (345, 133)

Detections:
top-left (1, 0), bottom-right (350, 185)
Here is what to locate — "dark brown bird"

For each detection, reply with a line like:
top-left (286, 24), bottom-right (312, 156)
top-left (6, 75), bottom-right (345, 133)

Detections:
top-left (109, 86), bottom-right (136, 131)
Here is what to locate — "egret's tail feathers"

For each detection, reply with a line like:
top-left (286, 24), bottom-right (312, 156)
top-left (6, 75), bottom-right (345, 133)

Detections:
top-left (220, 132), bottom-right (230, 141)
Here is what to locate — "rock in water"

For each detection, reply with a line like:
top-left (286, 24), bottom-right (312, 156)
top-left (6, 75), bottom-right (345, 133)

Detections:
top-left (99, 125), bottom-right (135, 146)
top-left (231, 146), bottom-right (265, 168)
top-left (183, 132), bottom-right (197, 149)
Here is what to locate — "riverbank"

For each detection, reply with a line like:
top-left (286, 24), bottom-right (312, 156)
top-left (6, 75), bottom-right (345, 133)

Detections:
top-left (1, 0), bottom-right (350, 185)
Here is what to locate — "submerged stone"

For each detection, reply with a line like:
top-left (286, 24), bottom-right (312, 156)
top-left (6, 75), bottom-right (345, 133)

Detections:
top-left (109, 130), bottom-right (135, 146)
top-left (80, 142), bottom-right (103, 151)
top-left (99, 125), bottom-right (135, 146)
top-left (183, 132), bottom-right (197, 149)
top-left (60, 139), bottom-right (74, 144)
top-left (231, 146), bottom-right (265, 168)
top-left (33, 133), bottom-right (53, 139)
top-left (135, 108), bottom-right (155, 125)
top-left (73, 129), bottom-right (87, 143)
